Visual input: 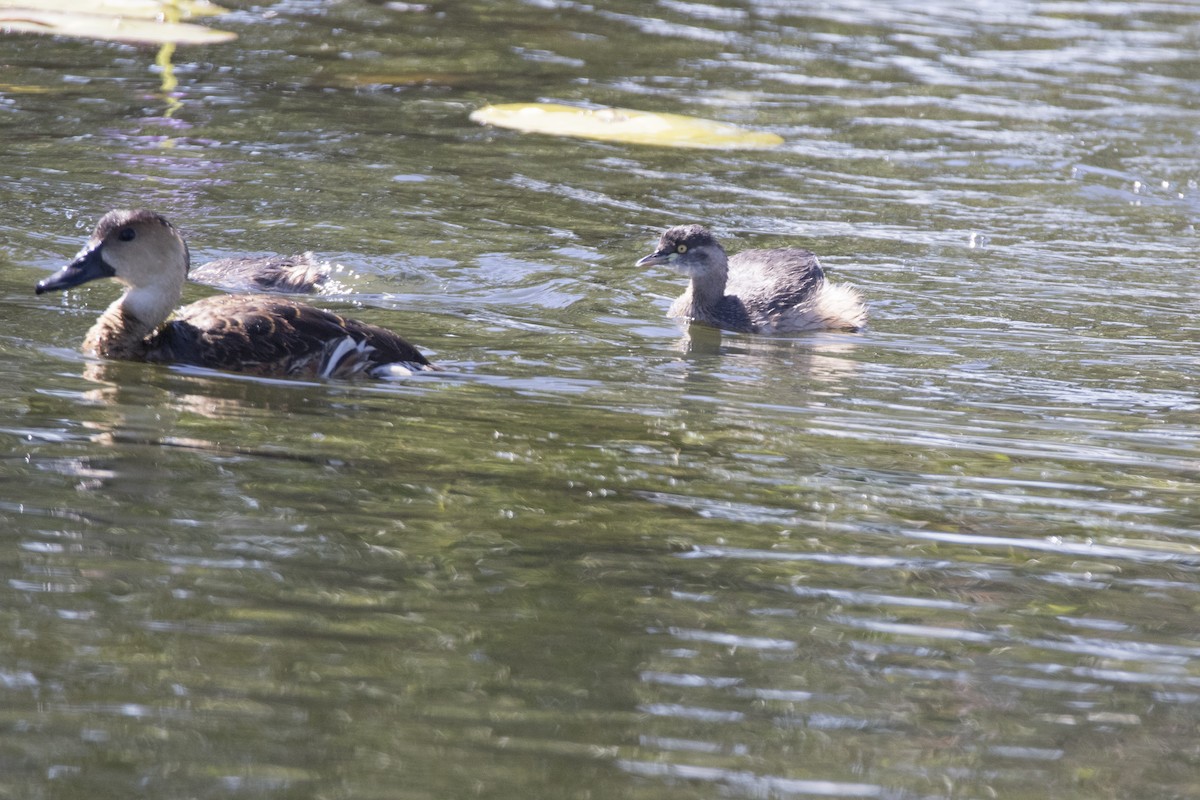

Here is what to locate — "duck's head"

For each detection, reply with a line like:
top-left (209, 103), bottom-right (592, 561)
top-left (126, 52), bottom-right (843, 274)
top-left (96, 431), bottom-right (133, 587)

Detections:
top-left (635, 224), bottom-right (727, 278)
top-left (36, 209), bottom-right (190, 297)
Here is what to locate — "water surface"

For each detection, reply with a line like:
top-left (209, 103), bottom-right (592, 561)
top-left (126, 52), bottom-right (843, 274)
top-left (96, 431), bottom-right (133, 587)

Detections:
top-left (2, 1), bottom-right (1200, 798)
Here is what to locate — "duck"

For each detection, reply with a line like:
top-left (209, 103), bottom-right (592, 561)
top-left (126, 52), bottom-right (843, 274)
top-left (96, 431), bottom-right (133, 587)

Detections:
top-left (35, 209), bottom-right (433, 379)
top-left (189, 251), bottom-right (335, 294)
top-left (636, 225), bottom-right (867, 334)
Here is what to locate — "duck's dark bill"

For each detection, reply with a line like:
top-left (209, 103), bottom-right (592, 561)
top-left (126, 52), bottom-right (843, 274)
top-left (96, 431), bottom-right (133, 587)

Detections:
top-left (36, 246), bottom-right (115, 295)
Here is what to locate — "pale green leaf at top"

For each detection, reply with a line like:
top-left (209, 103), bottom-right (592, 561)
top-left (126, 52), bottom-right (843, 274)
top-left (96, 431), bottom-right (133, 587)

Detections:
top-left (0, 0), bottom-right (229, 19)
top-left (0, 9), bottom-right (235, 44)
top-left (470, 103), bottom-right (784, 151)
top-left (0, 82), bottom-right (52, 93)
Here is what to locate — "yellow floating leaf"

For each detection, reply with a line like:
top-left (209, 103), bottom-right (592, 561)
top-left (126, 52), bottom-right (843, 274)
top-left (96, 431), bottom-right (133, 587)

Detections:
top-left (0, 9), bottom-right (235, 44)
top-left (0, 82), bottom-right (52, 93)
top-left (0, 0), bottom-right (228, 18)
top-left (470, 102), bottom-right (784, 150)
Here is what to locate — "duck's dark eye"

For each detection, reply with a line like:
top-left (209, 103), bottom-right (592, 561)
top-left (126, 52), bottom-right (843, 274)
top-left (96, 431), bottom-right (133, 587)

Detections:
top-left (676, 244), bottom-right (688, 254)
top-left (118, 228), bottom-right (136, 242)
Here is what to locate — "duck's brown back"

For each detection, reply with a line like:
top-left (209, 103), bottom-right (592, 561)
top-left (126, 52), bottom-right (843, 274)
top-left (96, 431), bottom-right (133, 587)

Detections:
top-left (146, 294), bottom-right (430, 378)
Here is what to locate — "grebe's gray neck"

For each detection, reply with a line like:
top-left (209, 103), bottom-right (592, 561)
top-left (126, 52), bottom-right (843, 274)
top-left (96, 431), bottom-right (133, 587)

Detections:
top-left (688, 249), bottom-right (730, 310)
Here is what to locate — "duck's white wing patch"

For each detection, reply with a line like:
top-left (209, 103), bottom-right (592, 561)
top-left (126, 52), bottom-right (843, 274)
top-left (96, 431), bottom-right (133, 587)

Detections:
top-left (368, 362), bottom-right (417, 380)
top-left (320, 336), bottom-right (377, 379)
top-left (318, 335), bottom-right (429, 380)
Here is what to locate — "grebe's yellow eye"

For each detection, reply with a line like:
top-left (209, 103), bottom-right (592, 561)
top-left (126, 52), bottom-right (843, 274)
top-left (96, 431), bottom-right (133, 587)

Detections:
top-left (676, 244), bottom-right (688, 254)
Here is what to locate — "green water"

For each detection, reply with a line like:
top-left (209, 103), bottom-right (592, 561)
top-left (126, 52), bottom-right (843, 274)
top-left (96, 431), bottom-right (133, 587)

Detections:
top-left (2, 1), bottom-right (1200, 798)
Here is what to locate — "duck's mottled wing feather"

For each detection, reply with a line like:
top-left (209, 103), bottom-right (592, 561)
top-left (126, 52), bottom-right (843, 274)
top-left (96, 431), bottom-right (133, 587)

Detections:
top-left (727, 248), bottom-right (825, 317)
top-left (147, 295), bottom-right (428, 377)
top-left (190, 253), bottom-right (329, 294)
top-left (337, 315), bottom-right (432, 370)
